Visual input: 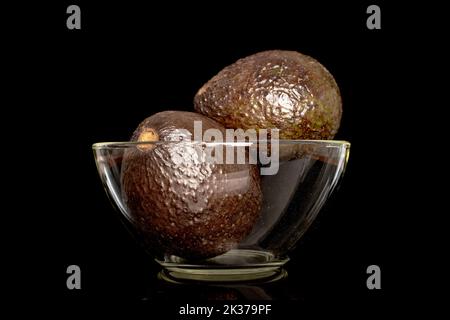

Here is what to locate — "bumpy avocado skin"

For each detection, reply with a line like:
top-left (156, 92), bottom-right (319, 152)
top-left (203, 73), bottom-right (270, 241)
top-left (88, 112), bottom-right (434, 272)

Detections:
top-left (121, 111), bottom-right (262, 260)
top-left (194, 50), bottom-right (342, 140)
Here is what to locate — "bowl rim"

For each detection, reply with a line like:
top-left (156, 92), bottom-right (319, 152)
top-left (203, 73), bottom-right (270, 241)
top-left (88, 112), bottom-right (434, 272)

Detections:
top-left (92, 140), bottom-right (350, 149)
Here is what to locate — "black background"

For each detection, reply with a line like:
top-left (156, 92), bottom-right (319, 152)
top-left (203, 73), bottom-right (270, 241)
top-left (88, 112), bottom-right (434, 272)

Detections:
top-left (6, 0), bottom-right (432, 315)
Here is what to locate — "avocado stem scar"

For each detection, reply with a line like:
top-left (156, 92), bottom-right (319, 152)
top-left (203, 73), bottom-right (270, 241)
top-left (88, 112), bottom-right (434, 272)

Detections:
top-left (137, 128), bottom-right (159, 150)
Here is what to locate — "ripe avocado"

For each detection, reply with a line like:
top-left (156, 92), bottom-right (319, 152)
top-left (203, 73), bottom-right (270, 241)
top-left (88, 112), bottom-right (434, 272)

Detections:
top-left (121, 111), bottom-right (262, 260)
top-left (194, 50), bottom-right (342, 140)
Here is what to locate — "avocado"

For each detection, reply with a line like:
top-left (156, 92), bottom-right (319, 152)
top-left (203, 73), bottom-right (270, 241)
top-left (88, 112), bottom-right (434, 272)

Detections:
top-left (121, 111), bottom-right (262, 260)
top-left (194, 50), bottom-right (342, 140)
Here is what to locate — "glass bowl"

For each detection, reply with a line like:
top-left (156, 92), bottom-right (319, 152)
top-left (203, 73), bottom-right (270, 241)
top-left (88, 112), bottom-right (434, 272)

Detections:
top-left (93, 140), bottom-right (350, 282)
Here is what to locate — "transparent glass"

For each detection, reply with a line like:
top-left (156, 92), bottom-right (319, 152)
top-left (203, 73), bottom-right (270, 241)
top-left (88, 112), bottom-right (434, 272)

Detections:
top-left (93, 140), bottom-right (350, 282)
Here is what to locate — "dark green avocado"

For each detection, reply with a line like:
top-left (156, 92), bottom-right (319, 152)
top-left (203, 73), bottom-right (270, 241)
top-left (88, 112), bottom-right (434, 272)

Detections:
top-left (194, 50), bottom-right (342, 140)
top-left (121, 111), bottom-right (262, 260)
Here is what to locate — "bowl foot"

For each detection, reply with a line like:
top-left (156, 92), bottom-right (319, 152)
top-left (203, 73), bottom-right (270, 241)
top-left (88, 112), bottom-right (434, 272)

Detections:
top-left (156, 249), bottom-right (288, 283)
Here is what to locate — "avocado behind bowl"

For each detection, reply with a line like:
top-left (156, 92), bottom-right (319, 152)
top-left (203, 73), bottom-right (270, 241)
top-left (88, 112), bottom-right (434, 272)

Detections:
top-left (121, 111), bottom-right (262, 260)
top-left (194, 50), bottom-right (342, 140)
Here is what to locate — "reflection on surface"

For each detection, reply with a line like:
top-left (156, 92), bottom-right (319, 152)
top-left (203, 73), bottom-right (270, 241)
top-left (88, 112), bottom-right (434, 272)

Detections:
top-left (141, 268), bottom-right (304, 301)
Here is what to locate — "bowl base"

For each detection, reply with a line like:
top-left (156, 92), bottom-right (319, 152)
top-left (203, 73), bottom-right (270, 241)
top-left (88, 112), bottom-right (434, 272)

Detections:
top-left (156, 249), bottom-right (288, 283)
